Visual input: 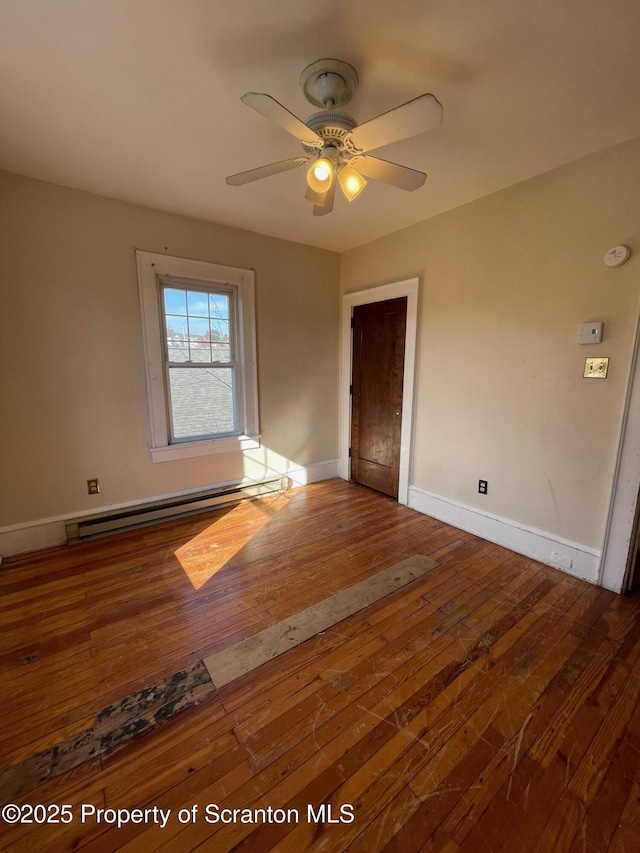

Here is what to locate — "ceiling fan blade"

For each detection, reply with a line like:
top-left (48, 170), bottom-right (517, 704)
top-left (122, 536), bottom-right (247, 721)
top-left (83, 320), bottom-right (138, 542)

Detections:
top-left (305, 185), bottom-right (328, 205)
top-left (226, 157), bottom-right (309, 186)
top-left (349, 93), bottom-right (443, 153)
top-left (354, 155), bottom-right (426, 191)
top-left (241, 93), bottom-right (324, 148)
top-left (313, 180), bottom-right (336, 216)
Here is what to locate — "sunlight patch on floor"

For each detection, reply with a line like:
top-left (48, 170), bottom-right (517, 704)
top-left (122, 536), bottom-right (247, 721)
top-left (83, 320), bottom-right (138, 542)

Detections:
top-left (174, 492), bottom-right (292, 589)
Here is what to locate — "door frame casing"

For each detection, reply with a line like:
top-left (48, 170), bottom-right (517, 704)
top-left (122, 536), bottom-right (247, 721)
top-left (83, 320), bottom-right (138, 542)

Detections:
top-left (599, 295), bottom-right (640, 592)
top-left (340, 278), bottom-right (419, 506)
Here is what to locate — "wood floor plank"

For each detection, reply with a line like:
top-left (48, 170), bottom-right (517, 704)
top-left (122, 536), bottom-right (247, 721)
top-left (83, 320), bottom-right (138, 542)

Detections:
top-left (530, 784), bottom-right (586, 853)
top-left (381, 726), bottom-right (506, 853)
top-left (2, 479), bottom-right (640, 852)
top-left (460, 754), bottom-right (547, 853)
top-left (606, 770), bottom-right (640, 852)
top-left (568, 665), bottom-right (640, 806)
top-left (566, 730), bottom-right (640, 853)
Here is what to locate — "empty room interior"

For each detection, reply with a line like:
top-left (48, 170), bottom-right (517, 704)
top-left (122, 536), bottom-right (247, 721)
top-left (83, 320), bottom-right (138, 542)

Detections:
top-left (2, 1), bottom-right (640, 850)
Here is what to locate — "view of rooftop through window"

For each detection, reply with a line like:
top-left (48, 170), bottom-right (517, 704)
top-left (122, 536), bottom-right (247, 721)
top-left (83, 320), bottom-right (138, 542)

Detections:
top-left (162, 285), bottom-right (237, 440)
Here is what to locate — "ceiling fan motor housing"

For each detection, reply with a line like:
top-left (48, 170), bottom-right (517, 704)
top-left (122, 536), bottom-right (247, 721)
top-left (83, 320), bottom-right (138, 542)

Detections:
top-left (303, 111), bottom-right (359, 157)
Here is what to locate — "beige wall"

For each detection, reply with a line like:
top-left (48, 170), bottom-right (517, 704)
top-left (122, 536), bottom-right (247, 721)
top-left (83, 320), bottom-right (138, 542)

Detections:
top-left (341, 136), bottom-right (640, 551)
top-left (0, 171), bottom-right (340, 527)
top-left (2, 136), bottom-right (638, 551)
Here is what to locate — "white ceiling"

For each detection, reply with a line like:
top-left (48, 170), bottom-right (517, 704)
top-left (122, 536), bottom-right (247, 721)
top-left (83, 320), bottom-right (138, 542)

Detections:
top-left (1, 0), bottom-right (640, 253)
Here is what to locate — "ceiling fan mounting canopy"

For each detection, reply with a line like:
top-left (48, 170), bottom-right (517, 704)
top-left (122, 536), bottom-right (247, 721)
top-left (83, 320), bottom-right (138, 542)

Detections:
top-left (225, 58), bottom-right (443, 216)
top-left (300, 59), bottom-right (359, 108)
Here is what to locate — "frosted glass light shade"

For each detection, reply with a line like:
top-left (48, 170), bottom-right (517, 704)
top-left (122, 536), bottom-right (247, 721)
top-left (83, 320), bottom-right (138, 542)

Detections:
top-left (307, 157), bottom-right (335, 193)
top-left (338, 164), bottom-right (367, 201)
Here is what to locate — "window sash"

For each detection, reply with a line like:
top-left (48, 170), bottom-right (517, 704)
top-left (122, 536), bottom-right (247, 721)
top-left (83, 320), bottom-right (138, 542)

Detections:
top-left (167, 364), bottom-right (239, 442)
top-left (159, 279), bottom-right (243, 443)
top-left (162, 281), bottom-right (236, 367)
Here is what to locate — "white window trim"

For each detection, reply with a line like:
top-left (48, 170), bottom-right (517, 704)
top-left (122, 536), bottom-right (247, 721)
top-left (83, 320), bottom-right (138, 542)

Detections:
top-left (136, 250), bottom-right (260, 462)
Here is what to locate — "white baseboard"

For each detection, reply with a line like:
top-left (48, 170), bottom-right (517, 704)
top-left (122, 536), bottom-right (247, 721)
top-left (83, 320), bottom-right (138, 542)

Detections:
top-left (0, 521), bottom-right (68, 558)
top-left (408, 486), bottom-right (600, 584)
top-left (0, 460), bottom-right (340, 559)
top-left (283, 459), bottom-right (339, 487)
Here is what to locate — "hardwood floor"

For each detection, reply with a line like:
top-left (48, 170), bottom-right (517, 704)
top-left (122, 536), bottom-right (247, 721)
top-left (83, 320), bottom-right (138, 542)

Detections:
top-left (1, 478), bottom-right (639, 851)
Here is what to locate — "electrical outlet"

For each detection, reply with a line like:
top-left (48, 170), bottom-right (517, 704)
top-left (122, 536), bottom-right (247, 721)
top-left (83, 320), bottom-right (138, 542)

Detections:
top-left (478, 479), bottom-right (488, 495)
top-left (87, 479), bottom-right (100, 495)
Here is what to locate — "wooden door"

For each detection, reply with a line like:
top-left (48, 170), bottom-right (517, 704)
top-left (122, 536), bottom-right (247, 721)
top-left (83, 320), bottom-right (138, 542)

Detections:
top-left (350, 297), bottom-right (407, 498)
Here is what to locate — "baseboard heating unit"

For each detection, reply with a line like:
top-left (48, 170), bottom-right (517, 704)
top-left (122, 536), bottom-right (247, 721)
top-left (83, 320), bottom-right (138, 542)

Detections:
top-left (65, 476), bottom-right (288, 543)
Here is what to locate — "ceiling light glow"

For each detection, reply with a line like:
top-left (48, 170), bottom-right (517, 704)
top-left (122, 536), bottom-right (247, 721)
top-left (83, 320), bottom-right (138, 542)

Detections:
top-left (338, 164), bottom-right (367, 201)
top-left (314, 162), bottom-right (331, 181)
top-left (307, 155), bottom-right (335, 193)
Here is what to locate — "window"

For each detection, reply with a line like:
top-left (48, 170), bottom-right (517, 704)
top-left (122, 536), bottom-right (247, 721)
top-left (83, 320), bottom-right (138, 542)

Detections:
top-left (162, 283), bottom-right (237, 441)
top-left (136, 251), bottom-right (259, 462)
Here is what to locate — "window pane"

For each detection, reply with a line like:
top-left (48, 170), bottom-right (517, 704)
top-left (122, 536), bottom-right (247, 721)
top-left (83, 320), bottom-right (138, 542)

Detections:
top-left (189, 347), bottom-right (212, 363)
top-left (166, 314), bottom-right (187, 336)
top-left (164, 288), bottom-right (186, 315)
top-left (209, 293), bottom-right (229, 320)
top-left (211, 341), bottom-right (232, 362)
top-left (210, 316), bottom-right (231, 362)
top-left (165, 315), bottom-right (189, 362)
top-left (168, 344), bottom-right (190, 363)
top-left (187, 291), bottom-right (210, 317)
top-left (185, 317), bottom-right (210, 362)
top-left (188, 317), bottom-right (209, 338)
top-left (168, 367), bottom-right (236, 439)
top-left (210, 317), bottom-right (229, 338)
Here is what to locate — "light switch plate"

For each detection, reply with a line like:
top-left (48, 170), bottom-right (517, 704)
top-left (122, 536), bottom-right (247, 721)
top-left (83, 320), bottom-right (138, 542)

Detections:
top-left (584, 357), bottom-right (609, 378)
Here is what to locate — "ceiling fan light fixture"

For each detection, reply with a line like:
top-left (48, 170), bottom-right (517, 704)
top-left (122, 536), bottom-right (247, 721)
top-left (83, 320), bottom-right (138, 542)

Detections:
top-left (228, 61), bottom-right (443, 218)
top-left (338, 164), bottom-right (367, 201)
top-left (307, 156), bottom-right (335, 193)
top-left (314, 160), bottom-right (332, 181)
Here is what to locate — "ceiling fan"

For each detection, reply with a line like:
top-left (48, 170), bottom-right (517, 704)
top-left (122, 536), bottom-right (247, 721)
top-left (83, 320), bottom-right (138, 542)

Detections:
top-left (225, 59), bottom-right (443, 216)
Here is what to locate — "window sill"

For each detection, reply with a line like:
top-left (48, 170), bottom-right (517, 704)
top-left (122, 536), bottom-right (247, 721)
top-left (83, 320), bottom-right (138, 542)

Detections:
top-left (150, 435), bottom-right (260, 463)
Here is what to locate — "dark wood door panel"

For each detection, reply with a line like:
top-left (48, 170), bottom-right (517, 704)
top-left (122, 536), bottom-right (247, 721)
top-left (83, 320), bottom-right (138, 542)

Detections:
top-left (350, 297), bottom-right (407, 498)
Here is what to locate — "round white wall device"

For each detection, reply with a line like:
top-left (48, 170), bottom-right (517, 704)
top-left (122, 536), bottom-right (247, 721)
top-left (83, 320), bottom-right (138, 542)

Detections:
top-left (604, 245), bottom-right (631, 268)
